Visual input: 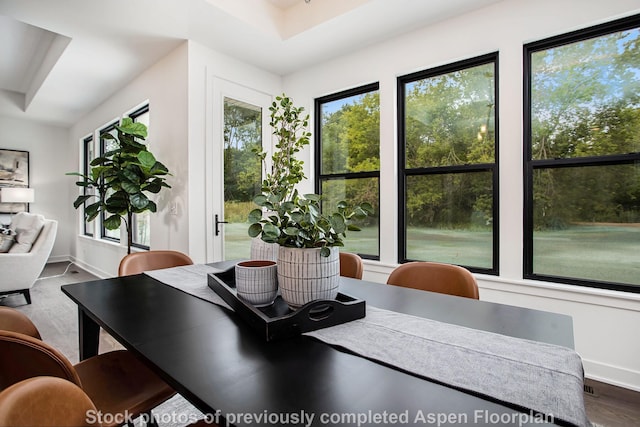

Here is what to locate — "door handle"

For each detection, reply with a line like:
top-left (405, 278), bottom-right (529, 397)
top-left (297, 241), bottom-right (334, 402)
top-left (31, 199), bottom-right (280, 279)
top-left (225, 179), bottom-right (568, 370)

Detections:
top-left (215, 214), bottom-right (228, 236)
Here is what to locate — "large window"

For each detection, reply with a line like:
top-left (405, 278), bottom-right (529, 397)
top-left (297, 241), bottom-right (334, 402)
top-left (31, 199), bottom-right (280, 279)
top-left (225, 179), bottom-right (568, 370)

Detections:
top-left (129, 105), bottom-right (151, 249)
top-left (398, 53), bottom-right (498, 273)
top-left (524, 16), bottom-right (640, 292)
top-left (82, 135), bottom-right (94, 237)
top-left (99, 121), bottom-right (120, 242)
top-left (315, 83), bottom-right (380, 259)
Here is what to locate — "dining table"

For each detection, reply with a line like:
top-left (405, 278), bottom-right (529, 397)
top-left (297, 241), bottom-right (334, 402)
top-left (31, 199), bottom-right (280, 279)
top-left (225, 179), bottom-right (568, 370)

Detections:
top-left (61, 260), bottom-right (583, 427)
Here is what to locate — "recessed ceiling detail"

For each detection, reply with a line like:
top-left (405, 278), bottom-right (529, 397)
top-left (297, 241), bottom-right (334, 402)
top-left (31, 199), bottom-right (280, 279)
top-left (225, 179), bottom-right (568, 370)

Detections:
top-left (0, 0), bottom-right (505, 126)
top-left (0, 15), bottom-right (70, 111)
top-left (206, 0), bottom-right (371, 39)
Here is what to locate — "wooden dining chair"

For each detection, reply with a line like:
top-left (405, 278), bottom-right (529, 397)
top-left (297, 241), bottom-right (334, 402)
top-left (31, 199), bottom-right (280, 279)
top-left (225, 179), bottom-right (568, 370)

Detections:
top-left (0, 306), bottom-right (41, 339)
top-left (386, 261), bottom-right (479, 299)
top-left (118, 250), bottom-right (193, 276)
top-left (0, 330), bottom-right (175, 427)
top-left (340, 251), bottom-right (364, 279)
top-left (0, 376), bottom-right (101, 426)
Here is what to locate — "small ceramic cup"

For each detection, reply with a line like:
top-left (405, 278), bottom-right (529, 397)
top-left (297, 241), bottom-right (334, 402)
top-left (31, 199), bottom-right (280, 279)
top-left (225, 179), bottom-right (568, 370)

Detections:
top-left (235, 260), bottom-right (278, 307)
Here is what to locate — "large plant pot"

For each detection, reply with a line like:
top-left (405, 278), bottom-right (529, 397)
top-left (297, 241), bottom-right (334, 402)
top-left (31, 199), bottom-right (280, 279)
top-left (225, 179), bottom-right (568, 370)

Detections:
top-left (250, 238), bottom-right (279, 262)
top-left (277, 246), bottom-right (340, 309)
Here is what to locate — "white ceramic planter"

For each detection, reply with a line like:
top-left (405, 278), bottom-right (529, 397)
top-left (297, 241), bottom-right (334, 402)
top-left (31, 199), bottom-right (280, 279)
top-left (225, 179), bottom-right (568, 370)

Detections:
top-left (277, 246), bottom-right (340, 308)
top-left (235, 260), bottom-right (278, 307)
top-left (250, 238), bottom-right (279, 262)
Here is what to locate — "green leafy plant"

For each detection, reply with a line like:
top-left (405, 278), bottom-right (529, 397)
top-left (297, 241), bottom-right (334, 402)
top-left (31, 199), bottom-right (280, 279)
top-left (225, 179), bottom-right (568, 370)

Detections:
top-left (248, 190), bottom-right (372, 257)
top-left (248, 94), bottom-right (372, 256)
top-left (67, 118), bottom-right (171, 254)
top-left (253, 94), bottom-right (311, 205)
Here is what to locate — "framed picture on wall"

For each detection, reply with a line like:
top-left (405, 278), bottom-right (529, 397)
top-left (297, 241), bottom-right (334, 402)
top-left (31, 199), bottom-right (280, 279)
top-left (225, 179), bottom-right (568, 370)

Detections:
top-left (0, 149), bottom-right (30, 214)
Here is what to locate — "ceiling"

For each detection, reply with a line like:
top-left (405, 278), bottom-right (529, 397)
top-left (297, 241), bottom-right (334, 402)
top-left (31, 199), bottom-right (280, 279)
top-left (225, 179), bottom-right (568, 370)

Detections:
top-left (0, 0), bottom-right (505, 127)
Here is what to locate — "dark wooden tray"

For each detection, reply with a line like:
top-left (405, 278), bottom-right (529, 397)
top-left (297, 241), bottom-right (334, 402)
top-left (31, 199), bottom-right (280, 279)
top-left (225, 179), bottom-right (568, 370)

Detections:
top-left (207, 267), bottom-right (366, 341)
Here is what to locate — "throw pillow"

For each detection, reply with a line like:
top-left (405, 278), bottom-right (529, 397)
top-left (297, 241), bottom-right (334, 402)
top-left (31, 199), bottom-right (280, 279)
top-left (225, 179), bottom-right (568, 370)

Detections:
top-left (0, 233), bottom-right (15, 253)
top-left (8, 214), bottom-right (45, 254)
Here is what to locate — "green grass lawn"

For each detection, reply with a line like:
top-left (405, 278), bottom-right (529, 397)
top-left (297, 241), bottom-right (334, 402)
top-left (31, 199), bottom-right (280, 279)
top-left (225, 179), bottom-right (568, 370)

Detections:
top-left (224, 220), bottom-right (639, 287)
top-left (533, 224), bottom-right (639, 286)
top-left (223, 222), bottom-right (380, 260)
top-left (406, 227), bottom-right (493, 268)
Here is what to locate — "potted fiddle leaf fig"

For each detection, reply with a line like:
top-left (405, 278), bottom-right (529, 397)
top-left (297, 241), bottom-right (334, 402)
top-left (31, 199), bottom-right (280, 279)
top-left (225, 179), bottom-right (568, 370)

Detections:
top-left (248, 94), bottom-right (372, 308)
top-left (67, 118), bottom-right (171, 254)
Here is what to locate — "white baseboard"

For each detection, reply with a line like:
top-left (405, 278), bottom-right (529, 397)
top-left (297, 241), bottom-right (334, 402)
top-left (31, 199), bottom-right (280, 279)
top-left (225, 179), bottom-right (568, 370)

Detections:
top-left (66, 256), bottom-right (110, 279)
top-left (583, 358), bottom-right (640, 392)
top-left (48, 255), bottom-right (70, 264)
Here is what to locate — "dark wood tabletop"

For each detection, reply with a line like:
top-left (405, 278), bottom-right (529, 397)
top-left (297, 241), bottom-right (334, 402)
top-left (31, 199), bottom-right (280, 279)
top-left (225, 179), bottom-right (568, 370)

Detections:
top-left (62, 261), bottom-right (574, 427)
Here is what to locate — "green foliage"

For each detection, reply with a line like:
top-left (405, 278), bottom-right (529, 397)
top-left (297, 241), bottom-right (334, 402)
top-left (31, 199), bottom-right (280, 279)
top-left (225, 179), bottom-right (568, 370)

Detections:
top-left (223, 101), bottom-right (262, 203)
top-left (402, 62), bottom-right (496, 230)
top-left (319, 91), bottom-right (380, 230)
top-left (67, 118), bottom-right (171, 253)
top-left (248, 94), bottom-right (373, 255)
top-left (321, 92), bottom-right (380, 175)
top-left (248, 190), bottom-right (373, 256)
top-left (530, 28), bottom-right (640, 229)
top-left (253, 94), bottom-right (312, 203)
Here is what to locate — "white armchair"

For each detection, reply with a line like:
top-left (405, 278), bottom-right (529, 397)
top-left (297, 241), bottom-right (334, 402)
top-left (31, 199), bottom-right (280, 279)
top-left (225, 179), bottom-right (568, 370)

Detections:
top-left (0, 213), bottom-right (57, 304)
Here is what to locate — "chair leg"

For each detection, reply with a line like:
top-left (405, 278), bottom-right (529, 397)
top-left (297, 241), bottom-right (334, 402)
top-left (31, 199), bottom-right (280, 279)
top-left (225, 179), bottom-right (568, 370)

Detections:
top-left (145, 411), bottom-right (158, 427)
top-left (22, 289), bottom-right (31, 305)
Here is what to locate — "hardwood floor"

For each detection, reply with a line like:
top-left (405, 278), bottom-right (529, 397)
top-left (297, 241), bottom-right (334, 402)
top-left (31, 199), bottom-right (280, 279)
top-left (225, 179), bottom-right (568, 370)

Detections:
top-left (584, 378), bottom-right (640, 427)
top-left (2, 262), bottom-right (639, 426)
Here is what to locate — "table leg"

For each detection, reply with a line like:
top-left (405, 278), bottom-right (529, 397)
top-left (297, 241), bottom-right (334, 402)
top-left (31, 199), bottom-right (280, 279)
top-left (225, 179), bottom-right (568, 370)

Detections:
top-left (78, 308), bottom-right (100, 360)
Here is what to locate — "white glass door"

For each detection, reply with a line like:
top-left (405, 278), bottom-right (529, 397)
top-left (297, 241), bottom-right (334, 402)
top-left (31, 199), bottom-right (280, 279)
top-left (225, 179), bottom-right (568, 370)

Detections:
top-left (208, 79), bottom-right (271, 262)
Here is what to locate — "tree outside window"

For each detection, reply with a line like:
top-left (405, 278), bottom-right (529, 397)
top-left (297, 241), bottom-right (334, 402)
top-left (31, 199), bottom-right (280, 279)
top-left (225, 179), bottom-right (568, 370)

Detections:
top-left (525, 16), bottom-right (640, 292)
top-left (398, 54), bottom-right (498, 273)
top-left (315, 84), bottom-right (380, 259)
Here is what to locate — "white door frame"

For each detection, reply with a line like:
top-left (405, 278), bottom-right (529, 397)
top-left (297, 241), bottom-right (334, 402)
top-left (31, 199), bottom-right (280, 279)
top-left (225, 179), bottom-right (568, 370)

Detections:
top-left (205, 76), bottom-right (272, 262)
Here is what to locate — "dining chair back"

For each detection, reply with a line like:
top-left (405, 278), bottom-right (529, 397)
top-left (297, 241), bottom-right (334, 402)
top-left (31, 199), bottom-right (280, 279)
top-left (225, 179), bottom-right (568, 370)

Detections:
top-left (118, 250), bottom-right (193, 276)
top-left (386, 261), bottom-right (479, 299)
top-left (340, 252), bottom-right (364, 280)
top-left (0, 376), bottom-right (100, 426)
top-left (0, 330), bottom-right (82, 390)
top-left (0, 329), bottom-right (175, 427)
top-left (0, 306), bottom-right (42, 339)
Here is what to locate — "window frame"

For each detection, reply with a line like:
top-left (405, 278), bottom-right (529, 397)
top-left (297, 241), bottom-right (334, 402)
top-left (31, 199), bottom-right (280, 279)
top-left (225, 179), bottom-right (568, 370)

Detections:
top-left (523, 14), bottom-right (640, 293)
top-left (128, 104), bottom-right (151, 250)
top-left (82, 135), bottom-right (94, 237)
top-left (98, 121), bottom-right (120, 243)
top-left (397, 52), bottom-right (500, 274)
top-left (314, 82), bottom-right (381, 260)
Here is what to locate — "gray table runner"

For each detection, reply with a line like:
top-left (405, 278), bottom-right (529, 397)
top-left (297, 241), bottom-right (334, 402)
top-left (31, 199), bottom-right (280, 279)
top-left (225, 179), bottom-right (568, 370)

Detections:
top-left (145, 265), bottom-right (590, 427)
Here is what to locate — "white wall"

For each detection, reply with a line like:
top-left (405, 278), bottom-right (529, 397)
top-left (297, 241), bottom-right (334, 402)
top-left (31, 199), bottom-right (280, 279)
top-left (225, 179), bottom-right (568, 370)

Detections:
top-left (69, 43), bottom-right (190, 277)
top-left (282, 0), bottom-right (640, 391)
top-left (67, 40), bottom-right (282, 274)
top-left (0, 116), bottom-right (70, 261)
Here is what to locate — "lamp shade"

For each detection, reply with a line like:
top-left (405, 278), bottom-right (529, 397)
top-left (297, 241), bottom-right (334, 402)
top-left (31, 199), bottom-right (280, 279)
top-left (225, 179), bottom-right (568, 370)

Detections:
top-left (1, 187), bottom-right (35, 203)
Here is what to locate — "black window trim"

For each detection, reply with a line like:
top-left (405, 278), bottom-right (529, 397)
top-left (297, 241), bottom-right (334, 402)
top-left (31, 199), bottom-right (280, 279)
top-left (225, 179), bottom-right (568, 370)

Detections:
top-left (128, 104), bottom-right (151, 251)
top-left (523, 13), bottom-right (640, 293)
top-left (99, 121), bottom-right (120, 243)
top-left (82, 135), bottom-right (94, 237)
top-left (397, 52), bottom-right (500, 275)
top-left (314, 82), bottom-right (381, 260)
